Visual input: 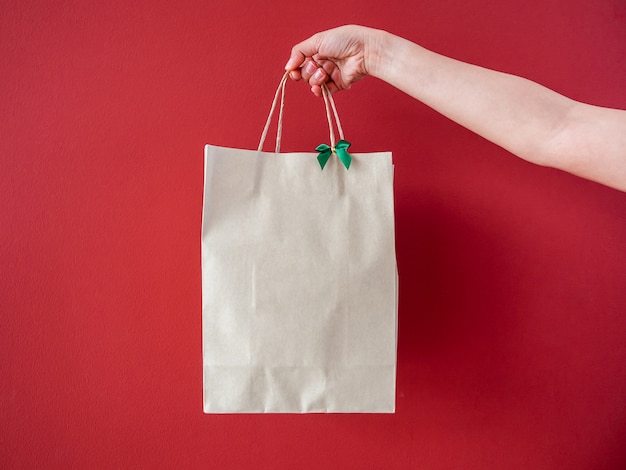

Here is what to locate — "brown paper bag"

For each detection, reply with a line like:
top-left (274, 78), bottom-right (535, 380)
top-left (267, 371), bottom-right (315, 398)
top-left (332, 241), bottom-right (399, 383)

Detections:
top-left (202, 73), bottom-right (397, 413)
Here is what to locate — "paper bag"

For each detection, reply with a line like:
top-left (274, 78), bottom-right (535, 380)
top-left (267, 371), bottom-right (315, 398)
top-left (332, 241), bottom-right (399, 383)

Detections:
top-left (202, 73), bottom-right (397, 413)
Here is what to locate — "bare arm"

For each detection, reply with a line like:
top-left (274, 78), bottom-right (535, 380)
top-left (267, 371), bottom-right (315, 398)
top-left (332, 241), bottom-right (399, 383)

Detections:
top-left (286, 25), bottom-right (626, 192)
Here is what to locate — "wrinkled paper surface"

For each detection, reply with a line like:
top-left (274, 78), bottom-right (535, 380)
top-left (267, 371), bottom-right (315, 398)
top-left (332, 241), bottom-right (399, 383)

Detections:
top-left (202, 144), bottom-right (397, 413)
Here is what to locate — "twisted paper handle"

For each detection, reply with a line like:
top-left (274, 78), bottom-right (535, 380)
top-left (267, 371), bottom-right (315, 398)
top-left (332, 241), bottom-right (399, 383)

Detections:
top-left (258, 72), bottom-right (352, 169)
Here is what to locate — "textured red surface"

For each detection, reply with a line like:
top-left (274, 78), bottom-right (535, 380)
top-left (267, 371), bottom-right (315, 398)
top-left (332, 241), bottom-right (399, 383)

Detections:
top-left (2, 1), bottom-right (626, 468)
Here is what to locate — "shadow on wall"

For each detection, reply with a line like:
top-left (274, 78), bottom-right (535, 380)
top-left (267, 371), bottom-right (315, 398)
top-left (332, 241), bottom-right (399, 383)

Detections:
top-left (393, 188), bottom-right (535, 407)
top-left (396, 193), bottom-right (523, 354)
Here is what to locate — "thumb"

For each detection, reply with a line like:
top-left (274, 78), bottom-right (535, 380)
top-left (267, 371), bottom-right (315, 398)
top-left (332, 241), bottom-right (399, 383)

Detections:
top-left (285, 34), bottom-right (323, 71)
top-left (284, 52), bottom-right (304, 71)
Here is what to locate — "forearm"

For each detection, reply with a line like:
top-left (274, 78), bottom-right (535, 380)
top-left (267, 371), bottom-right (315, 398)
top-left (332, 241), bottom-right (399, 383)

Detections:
top-left (368, 30), bottom-right (577, 168)
top-left (289, 26), bottom-right (626, 190)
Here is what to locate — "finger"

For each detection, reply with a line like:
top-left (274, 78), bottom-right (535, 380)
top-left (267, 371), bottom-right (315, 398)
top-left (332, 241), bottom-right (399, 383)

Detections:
top-left (319, 59), bottom-right (336, 76)
top-left (309, 67), bottom-right (328, 87)
top-left (316, 59), bottom-right (342, 88)
top-left (311, 78), bottom-right (340, 97)
top-left (310, 84), bottom-right (323, 97)
top-left (286, 33), bottom-right (324, 71)
top-left (299, 59), bottom-right (320, 82)
top-left (325, 81), bottom-right (340, 95)
top-left (285, 50), bottom-right (306, 72)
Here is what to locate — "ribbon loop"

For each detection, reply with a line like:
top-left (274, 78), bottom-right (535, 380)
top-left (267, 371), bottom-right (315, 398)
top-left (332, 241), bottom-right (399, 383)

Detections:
top-left (315, 140), bottom-right (352, 170)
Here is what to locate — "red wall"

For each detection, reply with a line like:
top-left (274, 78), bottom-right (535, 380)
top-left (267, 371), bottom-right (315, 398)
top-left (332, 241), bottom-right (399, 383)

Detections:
top-left (2, 1), bottom-right (626, 468)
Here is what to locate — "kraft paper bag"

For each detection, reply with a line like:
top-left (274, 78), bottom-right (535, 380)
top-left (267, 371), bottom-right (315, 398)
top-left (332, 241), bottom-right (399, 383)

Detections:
top-left (202, 73), bottom-right (397, 413)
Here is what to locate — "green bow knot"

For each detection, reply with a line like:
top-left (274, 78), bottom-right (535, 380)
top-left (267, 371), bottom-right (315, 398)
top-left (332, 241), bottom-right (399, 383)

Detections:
top-left (315, 140), bottom-right (352, 170)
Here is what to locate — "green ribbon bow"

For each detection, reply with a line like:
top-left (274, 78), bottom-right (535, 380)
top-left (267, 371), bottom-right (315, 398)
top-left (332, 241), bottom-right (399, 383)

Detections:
top-left (315, 140), bottom-right (352, 170)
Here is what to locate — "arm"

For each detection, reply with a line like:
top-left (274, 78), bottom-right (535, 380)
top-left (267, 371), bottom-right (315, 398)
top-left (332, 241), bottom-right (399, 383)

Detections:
top-left (286, 25), bottom-right (626, 192)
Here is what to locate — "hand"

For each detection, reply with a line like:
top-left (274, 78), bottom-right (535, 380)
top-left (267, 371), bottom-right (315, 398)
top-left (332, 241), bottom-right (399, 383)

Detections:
top-left (285, 25), bottom-right (380, 96)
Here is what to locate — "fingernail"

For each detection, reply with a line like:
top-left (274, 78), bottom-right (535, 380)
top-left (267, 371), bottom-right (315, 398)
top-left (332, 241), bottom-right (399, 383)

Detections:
top-left (313, 69), bottom-right (325, 81)
top-left (304, 62), bottom-right (317, 74)
top-left (284, 58), bottom-right (296, 70)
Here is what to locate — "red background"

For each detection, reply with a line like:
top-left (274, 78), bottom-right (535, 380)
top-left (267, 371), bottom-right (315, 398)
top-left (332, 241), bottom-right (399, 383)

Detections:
top-left (2, 1), bottom-right (626, 468)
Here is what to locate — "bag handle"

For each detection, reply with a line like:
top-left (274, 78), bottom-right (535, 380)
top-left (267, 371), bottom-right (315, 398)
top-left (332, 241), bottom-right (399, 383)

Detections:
top-left (258, 71), bottom-right (346, 153)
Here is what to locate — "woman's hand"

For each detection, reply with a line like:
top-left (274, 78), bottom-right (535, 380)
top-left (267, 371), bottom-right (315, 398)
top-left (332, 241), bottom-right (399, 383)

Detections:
top-left (285, 25), bottom-right (383, 96)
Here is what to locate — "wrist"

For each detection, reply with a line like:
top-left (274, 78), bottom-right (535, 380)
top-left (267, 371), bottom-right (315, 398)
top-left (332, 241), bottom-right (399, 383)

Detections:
top-left (364, 28), bottom-right (391, 80)
top-left (367, 29), bottom-right (429, 96)
top-left (367, 28), bottom-right (412, 84)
